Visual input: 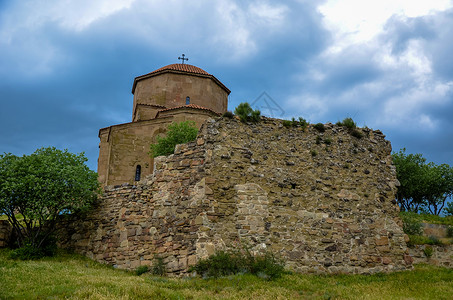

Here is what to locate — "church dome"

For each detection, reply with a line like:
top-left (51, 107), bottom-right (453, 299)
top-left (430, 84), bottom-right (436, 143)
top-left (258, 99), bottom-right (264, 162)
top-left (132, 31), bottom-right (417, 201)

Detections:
top-left (150, 63), bottom-right (210, 76)
top-left (132, 63), bottom-right (230, 94)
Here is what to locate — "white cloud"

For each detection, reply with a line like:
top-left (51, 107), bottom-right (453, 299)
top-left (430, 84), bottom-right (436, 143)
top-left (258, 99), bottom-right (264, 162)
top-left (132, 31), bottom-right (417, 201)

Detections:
top-left (318, 0), bottom-right (452, 48)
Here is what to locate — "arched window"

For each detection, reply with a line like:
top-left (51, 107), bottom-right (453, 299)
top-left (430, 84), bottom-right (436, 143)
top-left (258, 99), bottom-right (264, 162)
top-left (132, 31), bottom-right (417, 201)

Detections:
top-left (186, 96), bottom-right (190, 105)
top-left (135, 165), bottom-right (141, 181)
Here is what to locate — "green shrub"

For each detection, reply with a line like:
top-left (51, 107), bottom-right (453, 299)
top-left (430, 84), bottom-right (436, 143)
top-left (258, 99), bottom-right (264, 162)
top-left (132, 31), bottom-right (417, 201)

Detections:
top-left (234, 102), bottom-right (261, 123)
top-left (298, 117), bottom-right (308, 130)
top-left (222, 111), bottom-right (234, 118)
top-left (282, 120), bottom-right (292, 128)
top-left (315, 136), bottom-right (322, 145)
top-left (135, 265), bottom-right (149, 276)
top-left (313, 123), bottom-right (325, 132)
top-left (400, 213), bottom-right (423, 236)
top-left (337, 117), bottom-right (357, 129)
top-left (189, 247), bottom-right (285, 280)
top-left (407, 234), bottom-right (444, 246)
top-left (150, 121), bottom-right (198, 157)
top-left (9, 235), bottom-right (57, 260)
top-left (447, 226), bottom-right (453, 238)
top-left (324, 137), bottom-right (332, 145)
top-left (311, 150), bottom-right (318, 157)
top-left (428, 235), bottom-right (443, 246)
top-left (152, 256), bottom-right (166, 276)
top-left (444, 202), bottom-right (453, 216)
top-left (423, 246), bottom-right (433, 258)
top-left (350, 129), bottom-right (363, 139)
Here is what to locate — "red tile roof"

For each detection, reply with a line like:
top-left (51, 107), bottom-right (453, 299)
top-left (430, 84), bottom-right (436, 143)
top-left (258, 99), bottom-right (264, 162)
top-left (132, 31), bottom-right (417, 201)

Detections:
top-left (150, 64), bottom-right (210, 76)
top-left (132, 64), bottom-right (230, 95)
top-left (156, 104), bottom-right (220, 117)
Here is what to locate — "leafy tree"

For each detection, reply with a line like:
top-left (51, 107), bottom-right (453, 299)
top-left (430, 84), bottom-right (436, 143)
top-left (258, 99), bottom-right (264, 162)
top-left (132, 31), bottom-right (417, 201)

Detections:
top-left (234, 102), bottom-right (261, 123)
top-left (392, 149), bottom-right (427, 212)
top-left (150, 121), bottom-right (198, 157)
top-left (444, 201), bottom-right (453, 216)
top-left (0, 147), bottom-right (100, 257)
top-left (392, 148), bottom-right (453, 215)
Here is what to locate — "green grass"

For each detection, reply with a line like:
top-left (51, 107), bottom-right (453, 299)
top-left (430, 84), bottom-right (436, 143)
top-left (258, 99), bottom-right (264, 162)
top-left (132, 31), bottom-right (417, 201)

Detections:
top-left (400, 212), bottom-right (453, 226)
top-left (1, 249), bottom-right (453, 299)
top-left (0, 213), bottom-right (24, 221)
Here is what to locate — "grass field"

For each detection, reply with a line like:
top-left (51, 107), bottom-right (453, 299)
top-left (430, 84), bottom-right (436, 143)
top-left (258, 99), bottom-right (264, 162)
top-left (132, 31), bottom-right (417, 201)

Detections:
top-left (1, 249), bottom-right (452, 299)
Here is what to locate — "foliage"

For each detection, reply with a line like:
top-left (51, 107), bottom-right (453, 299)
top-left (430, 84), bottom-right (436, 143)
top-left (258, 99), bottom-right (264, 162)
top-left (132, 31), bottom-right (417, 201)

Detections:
top-left (423, 246), bottom-right (433, 258)
top-left (298, 117), bottom-right (308, 130)
top-left (282, 117), bottom-right (308, 130)
top-left (315, 136), bottom-right (322, 144)
top-left (150, 121), bottom-right (198, 157)
top-left (9, 233), bottom-right (57, 260)
top-left (400, 212), bottom-right (423, 235)
top-left (189, 247), bottom-right (285, 280)
top-left (222, 111), bottom-right (234, 118)
top-left (282, 120), bottom-right (292, 128)
top-left (135, 265), bottom-right (149, 276)
top-left (350, 129), bottom-right (364, 139)
top-left (337, 117), bottom-right (363, 139)
top-left (1, 250), bottom-right (453, 299)
top-left (151, 256), bottom-right (166, 276)
top-left (234, 102), bottom-right (261, 123)
top-left (0, 147), bottom-right (100, 258)
top-left (324, 137), bottom-right (332, 145)
top-left (444, 201), bottom-right (453, 216)
top-left (400, 211), bottom-right (453, 226)
top-left (336, 117), bottom-right (357, 129)
top-left (313, 123), bottom-right (325, 132)
top-left (392, 149), bottom-right (453, 215)
top-left (311, 150), bottom-right (318, 157)
top-left (447, 226), bottom-right (453, 238)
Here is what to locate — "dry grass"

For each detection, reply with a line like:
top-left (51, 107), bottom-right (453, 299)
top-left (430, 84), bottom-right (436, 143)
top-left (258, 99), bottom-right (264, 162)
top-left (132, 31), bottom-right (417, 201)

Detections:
top-left (1, 249), bottom-right (452, 299)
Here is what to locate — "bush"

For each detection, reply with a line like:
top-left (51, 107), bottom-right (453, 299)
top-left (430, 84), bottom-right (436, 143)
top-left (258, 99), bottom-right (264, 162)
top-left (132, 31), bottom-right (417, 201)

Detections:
top-left (350, 129), bottom-right (363, 139)
top-left (427, 235), bottom-right (442, 246)
top-left (135, 265), bottom-right (149, 276)
top-left (447, 226), bottom-right (453, 238)
top-left (222, 111), bottom-right (234, 119)
top-left (282, 117), bottom-right (309, 130)
top-left (423, 246), bottom-right (433, 258)
top-left (337, 117), bottom-right (357, 129)
top-left (282, 120), bottom-right (292, 128)
top-left (315, 136), bottom-right (322, 145)
top-left (152, 256), bottom-right (166, 276)
top-left (9, 234), bottom-right (57, 260)
top-left (311, 150), bottom-right (318, 157)
top-left (150, 121), bottom-right (198, 157)
top-left (298, 117), bottom-right (308, 130)
top-left (444, 202), bottom-right (453, 216)
top-left (324, 137), bottom-right (332, 145)
top-left (234, 103), bottom-right (261, 123)
top-left (400, 212), bottom-right (423, 236)
top-left (189, 247), bottom-right (285, 280)
top-left (313, 123), bottom-right (325, 132)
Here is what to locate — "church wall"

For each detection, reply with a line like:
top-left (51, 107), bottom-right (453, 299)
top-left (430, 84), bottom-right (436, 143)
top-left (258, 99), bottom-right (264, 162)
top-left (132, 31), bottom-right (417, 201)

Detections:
top-left (98, 111), bottom-right (218, 186)
top-left (59, 117), bottom-right (415, 276)
top-left (133, 73), bottom-right (228, 116)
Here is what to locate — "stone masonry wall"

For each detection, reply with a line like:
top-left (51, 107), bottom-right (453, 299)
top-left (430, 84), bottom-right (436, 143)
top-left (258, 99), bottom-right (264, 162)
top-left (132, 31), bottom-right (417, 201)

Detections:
top-left (408, 245), bottom-right (453, 267)
top-left (58, 117), bottom-right (411, 275)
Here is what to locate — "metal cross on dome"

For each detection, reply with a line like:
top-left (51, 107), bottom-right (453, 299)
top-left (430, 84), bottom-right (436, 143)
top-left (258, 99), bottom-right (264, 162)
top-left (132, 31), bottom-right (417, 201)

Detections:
top-left (178, 54), bottom-right (188, 64)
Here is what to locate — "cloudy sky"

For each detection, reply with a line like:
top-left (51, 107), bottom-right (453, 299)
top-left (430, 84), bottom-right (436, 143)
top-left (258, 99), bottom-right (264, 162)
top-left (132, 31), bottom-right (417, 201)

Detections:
top-left (1, 0), bottom-right (452, 171)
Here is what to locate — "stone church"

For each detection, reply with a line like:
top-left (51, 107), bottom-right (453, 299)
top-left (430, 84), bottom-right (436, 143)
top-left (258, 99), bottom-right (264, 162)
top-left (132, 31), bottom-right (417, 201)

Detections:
top-left (97, 63), bottom-right (231, 186)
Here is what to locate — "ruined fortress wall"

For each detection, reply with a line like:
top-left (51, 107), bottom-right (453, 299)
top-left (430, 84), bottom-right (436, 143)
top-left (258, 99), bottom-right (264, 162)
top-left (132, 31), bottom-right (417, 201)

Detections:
top-left (58, 117), bottom-right (412, 275)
